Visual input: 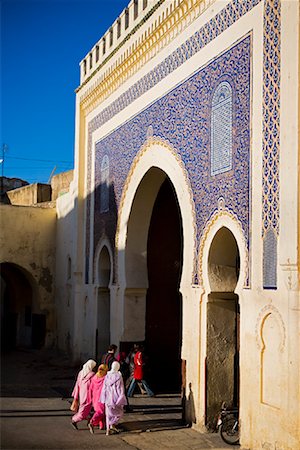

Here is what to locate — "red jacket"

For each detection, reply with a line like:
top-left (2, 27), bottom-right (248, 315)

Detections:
top-left (133, 351), bottom-right (143, 380)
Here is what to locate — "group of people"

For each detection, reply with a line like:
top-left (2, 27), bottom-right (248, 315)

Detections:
top-left (70, 343), bottom-right (154, 435)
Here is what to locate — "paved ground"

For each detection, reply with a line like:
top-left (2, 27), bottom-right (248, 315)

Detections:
top-left (0, 348), bottom-right (237, 450)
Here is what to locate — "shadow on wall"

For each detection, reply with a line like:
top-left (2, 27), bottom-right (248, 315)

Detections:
top-left (186, 382), bottom-right (196, 425)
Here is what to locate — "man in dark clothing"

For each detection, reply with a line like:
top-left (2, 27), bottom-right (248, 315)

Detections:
top-left (100, 344), bottom-right (117, 369)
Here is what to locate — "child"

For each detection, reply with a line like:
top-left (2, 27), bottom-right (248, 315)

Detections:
top-left (88, 364), bottom-right (108, 434)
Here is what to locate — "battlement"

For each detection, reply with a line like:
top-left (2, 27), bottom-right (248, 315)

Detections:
top-left (79, 0), bottom-right (161, 84)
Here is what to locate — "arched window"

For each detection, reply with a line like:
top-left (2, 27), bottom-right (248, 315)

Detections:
top-left (211, 81), bottom-right (233, 176)
top-left (100, 155), bottom-right (109, 212)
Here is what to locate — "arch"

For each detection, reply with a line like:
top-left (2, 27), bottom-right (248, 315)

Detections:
top-left (94, 238), bottom-right (113, 359)
top-left (94, 237), bottom-right (113, 287)
top-left (199, 211), bottom-right (247, 428)
top-left (259, 310), bottom-right (284, 408)
top-left (0, 262), bottom-right (44, 350)
top-left (199, 205), bottom-right (248, 292)
top-left (116, 139), bottom-right (196, 290)
top-left (116, 139), bottom-right (196, 391)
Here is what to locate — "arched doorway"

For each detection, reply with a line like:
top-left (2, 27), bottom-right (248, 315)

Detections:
top-left (146, 178), bottom-right (183, 393)
top-left (0, 262), bottom-right (44, 350)
top-left (95, 245), bottom-right (111, 359)
top-left (124, 168), bottom-right (183, 394)
top-left (116, 142), bottom-right (196, 398)
top-left (205, 227), bottom-right (240, 428)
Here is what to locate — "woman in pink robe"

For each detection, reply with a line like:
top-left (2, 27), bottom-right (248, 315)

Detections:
top-left (87, 364), bottom-right (108, 433)
top-left (100, 361), bottom-right (127, 435)
top-left (71, 359), bottom-right (96, 429)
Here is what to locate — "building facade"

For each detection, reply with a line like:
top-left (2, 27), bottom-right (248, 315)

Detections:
top-left (55, 0), bottom-right (299, 448)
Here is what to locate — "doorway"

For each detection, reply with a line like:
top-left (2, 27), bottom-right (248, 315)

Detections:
top-left (0, 262), bottom-right (44, 350)
top-left (96, 246), bottom-right (111, 359)
top-left (205, 227), bottom-right (240, 428)
top-left (145, 178), bottom-right (183, 393)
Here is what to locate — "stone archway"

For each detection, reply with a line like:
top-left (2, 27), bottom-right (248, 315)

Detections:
top-left (205, 226), bottom-right (240, 428)
top-left (116, 141), bottom-right (196, 394)
top-left (0, 262), bottom-right (44, 350)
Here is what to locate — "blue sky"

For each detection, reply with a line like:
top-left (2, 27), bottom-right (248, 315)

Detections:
top-left (1, 0), bottom-right (129, 183)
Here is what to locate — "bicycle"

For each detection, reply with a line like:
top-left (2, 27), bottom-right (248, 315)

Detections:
top-left (217, 402), bottom-right (240, 445)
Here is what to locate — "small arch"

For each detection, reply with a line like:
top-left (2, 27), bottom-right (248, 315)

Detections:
top-left (260, 311), bottom-right (284, 408)
top-left (94, 240), bottom-right (113, 359)
top-left (0, 262), bottom-right (45, 350)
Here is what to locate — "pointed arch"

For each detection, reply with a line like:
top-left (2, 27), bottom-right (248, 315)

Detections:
top-left (116, 138), bottom-right (196, 290)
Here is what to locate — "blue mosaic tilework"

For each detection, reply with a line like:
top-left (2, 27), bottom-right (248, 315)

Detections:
top-left (84, 0), bottom-right (263, 283)
top-left (262, 0), bottom-right (281, 288)
top-left (94, 37), bottom-right (251, 285)
top-left (86, 0), bottom-right (281, 289)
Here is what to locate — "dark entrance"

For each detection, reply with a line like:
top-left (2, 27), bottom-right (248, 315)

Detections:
top-left (205, 227), bottom-right (240, 429)
top-left (145, 178), bottom-right (183, 393)
top-left (0, 263), bottom-right (45, 351)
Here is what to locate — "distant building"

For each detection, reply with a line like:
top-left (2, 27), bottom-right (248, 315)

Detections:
top-left (0, 176), bottom-right (29, 204)
top-left (0, 171), bottom-right (73, 350)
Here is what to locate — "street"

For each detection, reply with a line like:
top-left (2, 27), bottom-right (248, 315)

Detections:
top-left (1, 349), bottom-right (236, 449)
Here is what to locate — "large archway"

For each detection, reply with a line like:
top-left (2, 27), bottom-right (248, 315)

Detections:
top-left (145, 178), bottom-right (183, 393)
top-left (116, 142), bottom-right (196, 396)
top-left (205, 226), bottom-right (240, 428)
top-left (123, 168), bottom-right (183, 392)
top-left (0, 263), bottom-right (44, 350)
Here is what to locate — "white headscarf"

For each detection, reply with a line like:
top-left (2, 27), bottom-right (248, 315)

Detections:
top-left (110, 361), bottom-right (120, 373)
top-left (82, 359), bottom-right (96, 378)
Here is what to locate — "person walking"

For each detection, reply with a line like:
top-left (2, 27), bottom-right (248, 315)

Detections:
top-left (125, 344), bottom-right (138, 391)
top-left (100, 344), bottom-right (117, 370)
top-left (100, 361), bottom-right (127, 435)
top-left (88, 364), bottom-right (108, 434)
top-left (127, 344), bottom-right (154, 397)
top-left (70, 359), bottom-right (96, 430)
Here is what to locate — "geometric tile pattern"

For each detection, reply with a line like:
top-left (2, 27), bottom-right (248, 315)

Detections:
top-left (263, 227), bottom-right (277, 288)
top-left (262, 0), bottom-right (281, 288)
top-left (83, 1), bottom-right (264, 284)
top-left (93, 37), bottom-right (251, 285)
top-left (84, 0), bottom-right (280, 288)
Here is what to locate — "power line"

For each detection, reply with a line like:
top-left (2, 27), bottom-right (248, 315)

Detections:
top-left (6, 156), bottom-right (73, 164)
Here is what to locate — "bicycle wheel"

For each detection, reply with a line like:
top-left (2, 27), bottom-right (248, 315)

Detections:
top-left (220, 416), bottom-right (240, 445)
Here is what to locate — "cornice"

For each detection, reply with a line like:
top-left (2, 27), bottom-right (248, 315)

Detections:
top-left (79, 0), bottom-right (215, 116)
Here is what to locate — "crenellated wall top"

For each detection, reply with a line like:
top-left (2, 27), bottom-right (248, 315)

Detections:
top-left (77, 0), bottom-right (216, 105)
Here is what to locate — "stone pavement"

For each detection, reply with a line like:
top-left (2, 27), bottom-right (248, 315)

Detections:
top-left (1, 348), bottom-right (237, 449)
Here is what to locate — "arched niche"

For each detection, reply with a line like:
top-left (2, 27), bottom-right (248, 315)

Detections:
top-left (94, 242), bottom-right (112, 359)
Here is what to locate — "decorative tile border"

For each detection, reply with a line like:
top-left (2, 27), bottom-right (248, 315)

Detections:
top-left (262, 0), bottom-right (281, 289)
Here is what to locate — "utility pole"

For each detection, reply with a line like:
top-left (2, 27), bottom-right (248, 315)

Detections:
top-left (0, 143), bottom-right (8, 194)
